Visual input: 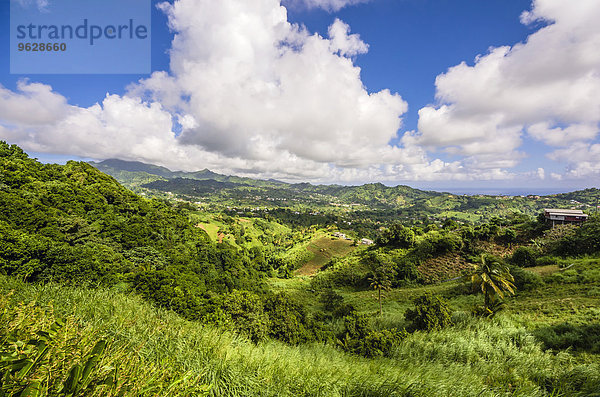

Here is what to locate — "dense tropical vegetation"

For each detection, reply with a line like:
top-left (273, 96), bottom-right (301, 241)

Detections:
top-left (1, 141), bottom-right (600, 396)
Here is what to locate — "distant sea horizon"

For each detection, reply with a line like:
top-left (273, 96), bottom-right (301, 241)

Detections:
top-left (424, 187), bottom-right (579, 197)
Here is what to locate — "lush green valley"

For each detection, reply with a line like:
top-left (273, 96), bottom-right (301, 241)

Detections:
top-left (91, 158), bottom-right (600, 237)
top-left (2, 141), bottom-right (600, 396)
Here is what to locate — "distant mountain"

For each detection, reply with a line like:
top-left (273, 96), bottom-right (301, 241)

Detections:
top-left (90, 158), bottom-right (446, 210)
top-left (90, 159), bottom-right (436, 197)
top-left (90, 159), bottom-right (286, 187)
top-left (89, 158), bottom-right (599, 221)
top-left (90, 159), bottom-right (174, 178)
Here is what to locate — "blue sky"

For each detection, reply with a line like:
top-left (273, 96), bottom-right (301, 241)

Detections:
top-left (1, 0), bottom-right (599, 193)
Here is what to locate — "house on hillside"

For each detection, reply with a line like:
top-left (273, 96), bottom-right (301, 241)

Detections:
top-left (544, 208), bottom-right (588, 227)
top-left (333, 232), bottom-right (347, 239)
top-left (361, 238), bottom-right (374, 245)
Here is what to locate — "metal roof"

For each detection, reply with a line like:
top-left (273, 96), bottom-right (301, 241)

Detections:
top-left (544, 208), bottom-right (588, 217)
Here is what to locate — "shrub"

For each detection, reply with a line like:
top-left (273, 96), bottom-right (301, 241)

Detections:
top-left (508, 265), bottom-right (544, 291)
top-left (264, 293), bottom-right (311, 345)
top-left (320, 289), bottom-right (355, 318)
top-left (342, 313), bottom-right (370, 340)
top-left (332, 303), bottom-right (356, 319)
top-left (376, 224), bottom-right (415, 249)
top-left (411, 232), bottom-right (463, 263)
top-left (392, 258), bottom-right (420, 284)
top-left (553, 214), bottom-right (600, 256)
top-left (534, 323), bottom-right (600, 353)
top-left (434, 233), bottom-right (463, 253)
top-left (511, 246), bottom-right (539, 267)
top-left (405, 293), bottom-right (453, 331)
top-left (221, 290), bottom-right (269, 343)
top-left (359, 329), bottom-right (407, 358)
top-left (311, 257), bottom-right (369, 289)
top-left (442, 219), bottom-right (459, 230)
top-left (320, 289), bottom-right (343, 312)
top-left (535, 255), bottom-right (559, 267)
top-left (497, 228), bottom-right (517, 245)
top-left (337, 313), bottom-right (406, 358)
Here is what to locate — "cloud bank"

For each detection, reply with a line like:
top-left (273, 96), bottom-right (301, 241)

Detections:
top-left (1, 0), bottom-right (600, 184)
top-left (414, 0), bottom-right (600, 180)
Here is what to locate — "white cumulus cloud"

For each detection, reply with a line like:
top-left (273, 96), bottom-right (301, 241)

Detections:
top-left (0, 81), bottom-right (68, 126)
top-left (413, 0), bottom-right (600, 178)
top-left (3, 0), bottom-right (600, 184)
top-left (1, 0), bottom-right (428, 182)
top-left (284, 0), bottom-right (370, 12)
top-left (328, 19), bottom-right (369, 56)
top-left (130, 0), bottom-right (412, 172)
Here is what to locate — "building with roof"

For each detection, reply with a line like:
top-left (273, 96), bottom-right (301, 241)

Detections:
top-left (544, 209), bottom-right (588, 227)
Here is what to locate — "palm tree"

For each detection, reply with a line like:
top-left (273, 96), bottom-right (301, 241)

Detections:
top-left (362, 251), bottom-right (394, 315)
top-left (369, 272), bottom-right (392, 316)
top-left (470, 254), bottom-right (516, 313)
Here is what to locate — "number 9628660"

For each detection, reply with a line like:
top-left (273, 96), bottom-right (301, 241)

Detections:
top-left (18, 42), bottom-right (67, 52)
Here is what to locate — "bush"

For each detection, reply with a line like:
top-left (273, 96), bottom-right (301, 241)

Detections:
top-left (320, 289), bottom-right (343, 312)
top-left (553, 214), bottom-right (600, 256)
top-left (376, 224), bottom-right (415, 248)
top-left (342, 313), bottom-right (370, 340)
top-left (359, 329), bottom-right (407, 358)
top-left (392, 258), bottom-right (421, 284)
top-left (536, 255), bottom-right (559, 267)
top-left (442, 219), bottom-right (459, 230)
top-left (311, 257), bottom-right (369, 289)
top-left (221, 290), bottom-right (269, 343)
top-left (508, 265), bottom-right (544, 291)
top-left (411, 232), bottom-right (463, 263)
top-left (320, 289), bottom-right (355, 318)
top-left (534, 323), bottom-right (600, 353)
top-left (497, 228), bottom-right (517, 245)
top-left (511, 246), bottom-right (539, 267)
top-left (264, 293), bottom-right (312, 345)
top-left (332, 303), bottom-right (356, 319)
top-left (405, 293), bottom-right (453, 331)
top-left (337, 313), bottom-right (406, 358)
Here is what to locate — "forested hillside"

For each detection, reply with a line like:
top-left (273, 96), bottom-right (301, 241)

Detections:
top-left (2, 141), bottom-right (600, 396)
top-left (0, 142), bottom-right (267, 313)
top-left (0, 142), bottom-right (336, 345)
top-left (92, 158), bottom-right (600, 229)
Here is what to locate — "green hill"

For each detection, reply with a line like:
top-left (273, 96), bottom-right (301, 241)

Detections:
top-left (90, 158), bottom-right (600, 226)
top-left (2, 141), bottom-right (600, 396)
top-left (3, 275), bottom-right (600, 396)
top-left (0, 141), bottom-right (266, 318)
top-left (90, 158), bottom-right (286, 187)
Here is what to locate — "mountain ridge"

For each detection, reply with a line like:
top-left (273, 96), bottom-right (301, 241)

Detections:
top-left (90, 159), bottom-right (440, 195)
top-left (89, 158), bottom-right (600, 224)
top-left (90, 159), bottom-right (287, 188)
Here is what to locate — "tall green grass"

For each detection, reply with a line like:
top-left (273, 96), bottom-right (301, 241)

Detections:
top-left (1, 275), bottom-right (598, 396)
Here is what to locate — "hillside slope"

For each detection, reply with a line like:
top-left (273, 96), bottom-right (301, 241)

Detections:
top-left (0, 141), bottom-right (265, 317)
top-left (90, 158), bottom-right (599, 224)
top-left (3, 275), bottom-right (599, 397)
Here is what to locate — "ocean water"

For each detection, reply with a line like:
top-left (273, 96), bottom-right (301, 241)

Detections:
top-left (427, 188), bottom-right (576, 197)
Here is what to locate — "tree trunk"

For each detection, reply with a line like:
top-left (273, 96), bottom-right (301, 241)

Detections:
top-left (484, 290), bottom-right (490, 311)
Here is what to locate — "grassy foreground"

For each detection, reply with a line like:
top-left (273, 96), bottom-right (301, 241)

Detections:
top-left (2, 275), bottom-right (599, 396)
